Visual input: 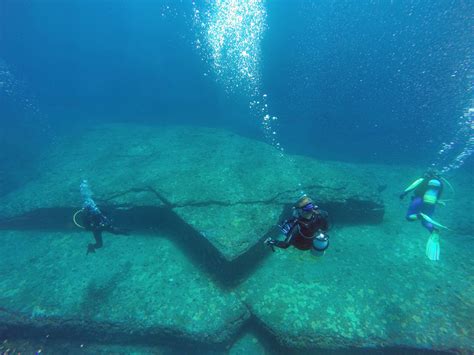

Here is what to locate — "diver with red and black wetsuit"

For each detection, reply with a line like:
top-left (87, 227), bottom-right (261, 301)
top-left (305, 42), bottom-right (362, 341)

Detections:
top-left (264, 195), bottom-right (330, 255)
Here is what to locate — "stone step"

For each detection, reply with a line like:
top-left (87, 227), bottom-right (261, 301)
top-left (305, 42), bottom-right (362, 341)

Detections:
top-left (0, 231), bottom-right (249, 347)
top-left (0, 124), bottom-right (385, 264)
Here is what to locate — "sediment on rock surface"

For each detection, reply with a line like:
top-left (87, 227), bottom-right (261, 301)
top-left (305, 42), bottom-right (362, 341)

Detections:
top-left (0, 125), bottom-right (471, 352)
top-left (0, 124), bottom-right (384, 263)
top-left (0, 231), bottom-right (249, 347)
top-left (238, 225), bottom-right (474, 351)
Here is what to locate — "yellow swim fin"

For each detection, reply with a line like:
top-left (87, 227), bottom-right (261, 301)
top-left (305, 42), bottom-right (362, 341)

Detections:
top-left (404, 178), bottom-right (424, 193)
top-left (425, 231), bottom-right (440, 261)
top-left (420, 213), bottom-right (450, 230)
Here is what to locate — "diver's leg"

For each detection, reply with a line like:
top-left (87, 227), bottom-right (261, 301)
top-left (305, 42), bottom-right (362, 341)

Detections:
top-left (421, 203), bottom-right (436, 233)
top-left (87, 230), bottom-right (103, 254)
top-left (94, 230), bottom-right (103, 248)
top-left (406, 197), bottom-right (422, 221)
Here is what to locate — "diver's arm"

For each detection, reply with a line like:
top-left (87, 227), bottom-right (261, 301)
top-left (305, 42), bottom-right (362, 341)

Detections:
top-left (272, 234), bottom-right (293, 249)
top-left (264, 219), bottom-right (297, 250)
top-left (266, 234), bottom-right (293, 249)
top-left (400, 178), bottom-right (424, 200)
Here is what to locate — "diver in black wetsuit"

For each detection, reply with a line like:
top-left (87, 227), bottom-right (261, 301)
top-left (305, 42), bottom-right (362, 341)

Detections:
top-left (76, 180), bottom-right (129, 254)
top-left (82, 205), bottom-right (129, 254)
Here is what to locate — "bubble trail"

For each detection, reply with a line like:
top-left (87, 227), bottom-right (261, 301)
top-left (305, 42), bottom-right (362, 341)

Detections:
top-left (192, 0), bottom-right (266, 96)
top-left (432, 72), bottom-right (474, 174)
top-left (193, 1), bottom-right (285, 154)
top-left (438, 105), bottom-right (474, 173)
top-left (0, 59), bottom-right (48, 131)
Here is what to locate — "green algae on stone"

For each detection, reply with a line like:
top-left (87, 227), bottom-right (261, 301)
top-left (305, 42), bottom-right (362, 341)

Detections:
top-left (238, 225), bottom-right (474, 351)
top-left (229, 331), bottom-right (267, 355)
top-left (0, 231), bottom-right (249, 345)
top-left (0, 124), bottom-right (384, 262)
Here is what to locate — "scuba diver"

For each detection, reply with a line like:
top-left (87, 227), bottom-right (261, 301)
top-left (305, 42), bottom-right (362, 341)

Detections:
top-left (74, 180), bottom-right (129, 254)
top-left (399, 168), bottom-right (448, 261)
top-left (264, 195), bottom-right (330, 256)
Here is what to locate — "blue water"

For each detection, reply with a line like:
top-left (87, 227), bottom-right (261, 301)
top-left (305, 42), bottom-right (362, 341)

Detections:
top-left (264, 1), bottom-right (473, 163)
top-left (1, 1), bottom-right (472, 176)
top-left (0, 1), bottom-right (473, 352)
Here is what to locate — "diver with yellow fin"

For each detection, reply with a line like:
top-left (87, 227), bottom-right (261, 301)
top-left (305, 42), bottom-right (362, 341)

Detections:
top-left (399, 168), bottom-right (449, 261)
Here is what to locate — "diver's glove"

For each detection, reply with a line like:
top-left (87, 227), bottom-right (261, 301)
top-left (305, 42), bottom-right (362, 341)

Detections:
top-left (264, 237), bottom-right (276, 246)
top-left (399, 192), bottom-right (407, 200)
top-left (263, 237), bottom-right (276, 252)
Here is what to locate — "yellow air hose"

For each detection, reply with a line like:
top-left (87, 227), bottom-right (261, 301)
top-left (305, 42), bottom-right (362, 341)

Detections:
top-left (73, 209), bottom-right (85, 229)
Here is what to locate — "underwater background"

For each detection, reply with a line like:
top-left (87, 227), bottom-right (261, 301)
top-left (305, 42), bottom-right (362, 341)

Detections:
top-left (0, 0), bottom-right (473, 354)
top-left (1, 0), bottom-right (473, 193)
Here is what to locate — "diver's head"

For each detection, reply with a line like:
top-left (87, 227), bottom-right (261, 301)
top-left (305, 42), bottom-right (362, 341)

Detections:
top-left (424, 167), bottom-right (441, 180)
top-left (294, 195), bottom-right (317, 219)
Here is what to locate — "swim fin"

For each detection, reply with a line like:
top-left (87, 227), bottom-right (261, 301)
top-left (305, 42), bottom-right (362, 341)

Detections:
top-left (425, 231), bottom-right (440, 261)
top-left (404, 178), bottom-right (424, 193)
top-left (420, 213), bottom-right (450, 230)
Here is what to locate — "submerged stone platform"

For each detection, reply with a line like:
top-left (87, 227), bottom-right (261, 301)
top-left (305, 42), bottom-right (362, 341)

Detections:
top-left (0, 124), bottom-right (384, 263)
top-left (0, 230), bottom-right (248, 346)
top-left (238, 224), bottom-right (474, 351)
top-left (1, 225), bottom-right (472, 352)
top-left (0, 124), bottom-right (472, 352)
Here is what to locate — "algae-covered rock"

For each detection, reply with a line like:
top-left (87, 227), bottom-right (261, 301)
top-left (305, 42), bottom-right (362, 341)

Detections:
top-left (228, 331), bottom-right (267, 355)
top-left (0, 124), bottom-right (384, 261)
top-left (0, 125), bottom-right (471, 352)
top-left (238, 225), bottom-right (474, 352)
top-left (0, 230), bottom-right (249, 345)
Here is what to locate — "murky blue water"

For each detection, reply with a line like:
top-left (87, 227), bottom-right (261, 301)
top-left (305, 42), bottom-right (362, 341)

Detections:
top-left (1, 1), bottom-right (472, 181)
top-left (0, 1), bottom-right (472, 352)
